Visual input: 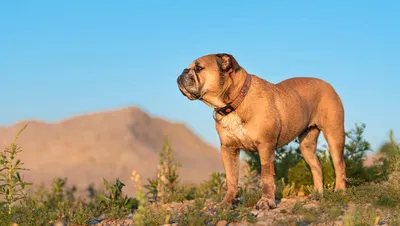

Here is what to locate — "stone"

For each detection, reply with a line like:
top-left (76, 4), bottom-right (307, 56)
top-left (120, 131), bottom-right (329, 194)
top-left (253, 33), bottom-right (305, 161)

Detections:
top-left (303, 202), bottom-right (319, 210)
top-left (53, 221), bottom-right (67, 226)
top-left (216, 220), bottom-right (228, 226)
top-left (250, 209), bottom-right (260, 217)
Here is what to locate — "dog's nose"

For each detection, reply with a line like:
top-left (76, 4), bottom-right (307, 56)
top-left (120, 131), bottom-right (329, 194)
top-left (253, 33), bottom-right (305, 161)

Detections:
top-left (177, 75), bottom-right (183, 84)
top-left (179, 68), bottom-right (191, 80)
top-left (178, 72), bottom-right (187, 80)
top-left (181, 73), bottom-right (194, 84)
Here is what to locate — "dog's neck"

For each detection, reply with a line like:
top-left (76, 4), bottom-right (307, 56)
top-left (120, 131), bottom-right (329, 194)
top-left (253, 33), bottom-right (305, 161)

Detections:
top-left (214, 69), bottom-right (252, 116)
top-left (222, 70), bottom-right (248, 104)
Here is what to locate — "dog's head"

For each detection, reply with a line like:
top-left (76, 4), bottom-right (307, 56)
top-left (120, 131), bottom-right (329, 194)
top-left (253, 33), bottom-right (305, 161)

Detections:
top-left (177, 53), bottom-right (242, 107)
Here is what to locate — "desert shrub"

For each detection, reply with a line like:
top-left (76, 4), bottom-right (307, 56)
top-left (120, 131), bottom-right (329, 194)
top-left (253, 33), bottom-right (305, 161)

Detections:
top-left (288, 159), bottom-right (313, 189)
top-left (240, 189), bottom-right (261, 207)
top-left (0, 180), bottom-right (102, 225)
top-left (244, 145), bottom-right (302, 182)
top-left (319, 150), bottom-right (336, 185)
top-left (144, 177), bottom-right (158, 202)
top-left (274, 146), bottom-right (303, 182)
top-left (169, 184), bottom-right (198, 202)
top-left (131, 170), bottom-right (147, 226)
top-left (97, 177), bottom-right (138, 218)
top-left (0, 124), bottom-right (32, 215)
top-left (344, 123), bottom-right (384, 185)
top-left (239, 161), bottom-right (260, 193)
top-left (377, 129), bottom-right (400, 178)
top-left (176, 199), bottom-right (208, 225)
top-left (388, 206), bottom-right (400, 225)
top-left (144, 137), bottom-right (182, 204)
top-left (342, 204), bottom-right (383, 226)
top-left (195, 172), bottom-right (226, 201)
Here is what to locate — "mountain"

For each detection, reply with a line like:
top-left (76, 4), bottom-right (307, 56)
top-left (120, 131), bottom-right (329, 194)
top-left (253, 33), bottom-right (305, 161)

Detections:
top-left (0, 107), bottom-right (224, 196)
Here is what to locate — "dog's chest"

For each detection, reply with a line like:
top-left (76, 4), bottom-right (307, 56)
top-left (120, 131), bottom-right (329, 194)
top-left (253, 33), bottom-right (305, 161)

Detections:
top-left (218, 114), bottom-right (255, 150)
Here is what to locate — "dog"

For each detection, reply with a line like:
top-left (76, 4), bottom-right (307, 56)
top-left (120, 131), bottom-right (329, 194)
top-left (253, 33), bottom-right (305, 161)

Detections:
top-left (177, 53), bottom-right (346, 210)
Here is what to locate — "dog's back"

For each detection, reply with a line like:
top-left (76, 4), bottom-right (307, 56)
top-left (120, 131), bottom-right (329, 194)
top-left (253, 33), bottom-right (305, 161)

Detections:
top-left (276, 77), bottom-right (344, 121)
top-left (276, 77), bottom-right (340, 105)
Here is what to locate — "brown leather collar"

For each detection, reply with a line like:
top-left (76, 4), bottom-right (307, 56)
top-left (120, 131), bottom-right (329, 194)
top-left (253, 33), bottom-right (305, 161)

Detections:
top-left (214, 73), bottom-right (252, 116)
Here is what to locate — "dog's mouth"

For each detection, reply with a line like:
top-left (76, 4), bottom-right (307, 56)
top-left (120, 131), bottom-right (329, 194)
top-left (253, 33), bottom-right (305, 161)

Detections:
top-left (177, 80), bottom-right (199, 100)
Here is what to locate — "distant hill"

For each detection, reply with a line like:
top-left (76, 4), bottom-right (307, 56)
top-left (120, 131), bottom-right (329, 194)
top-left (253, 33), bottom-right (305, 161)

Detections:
top-left (0, 107), bottom-right (224, 196)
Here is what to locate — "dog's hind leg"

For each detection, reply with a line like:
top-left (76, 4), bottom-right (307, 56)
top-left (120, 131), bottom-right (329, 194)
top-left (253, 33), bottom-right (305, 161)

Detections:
top-left (322, 123), bottom-right (346, 191)
top-left (299, 127), bottom-right (323, 193)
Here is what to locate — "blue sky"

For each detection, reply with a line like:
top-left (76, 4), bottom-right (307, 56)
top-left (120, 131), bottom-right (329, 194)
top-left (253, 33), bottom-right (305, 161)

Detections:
top-left (1, 1), bottom-right (399, 151)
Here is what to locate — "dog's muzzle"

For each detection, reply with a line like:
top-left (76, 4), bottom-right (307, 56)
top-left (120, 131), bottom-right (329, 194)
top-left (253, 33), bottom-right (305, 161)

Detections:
top-left (177, 68), bottom-right (200, 100)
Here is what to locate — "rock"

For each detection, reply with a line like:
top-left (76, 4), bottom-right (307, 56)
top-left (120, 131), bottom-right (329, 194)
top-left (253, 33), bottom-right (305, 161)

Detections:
top-left (216, 220), bottom-right (228, 226)
top-left (229, 222), bottom-right (252, 226)
top-left (159, 223), bottom-right (177, 226)
top-left (303, 202), bottom-right (319, 210)
top-left (89, 214), bottom-right (107, 225)
top-left (271, 207), bottom-right (282, 213)
top-left (299, 223), bottom-right (309, 226)
top-left (96, 219), bottom-right (132, 226)
top-left (257, 212), bottom-right (265, 218)
top-left (250, 209), bottom-right (260, 217)
top-left (53, 221), bottom-right (67, 226)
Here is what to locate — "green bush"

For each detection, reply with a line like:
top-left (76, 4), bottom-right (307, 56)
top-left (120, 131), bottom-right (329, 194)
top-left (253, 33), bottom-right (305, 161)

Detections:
top-left (0, 124), bottom-right (32, 215)
top-left (195, 172), bottom-right (226, 201)
top-left (97, 178), bottom-right (138, 218)
top-left (144, 137), bottom-right (182, 204)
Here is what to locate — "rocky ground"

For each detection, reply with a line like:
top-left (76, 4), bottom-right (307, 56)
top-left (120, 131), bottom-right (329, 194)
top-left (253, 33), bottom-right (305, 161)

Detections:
top-left (85, 198), bottom-right (350, 226)
top-left (45, 196), bottom-right (393, 226)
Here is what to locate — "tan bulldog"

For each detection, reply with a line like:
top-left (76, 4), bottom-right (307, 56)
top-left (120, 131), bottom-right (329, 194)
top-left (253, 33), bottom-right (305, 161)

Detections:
top-left (177, 53), bottom-right (346, 210)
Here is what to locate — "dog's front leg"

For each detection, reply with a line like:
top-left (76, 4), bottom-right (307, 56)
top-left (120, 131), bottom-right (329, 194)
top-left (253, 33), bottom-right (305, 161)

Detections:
top-left (220, 146), bottom-right (240, 204)
top-left (256, 143), bottom-right (277, 210)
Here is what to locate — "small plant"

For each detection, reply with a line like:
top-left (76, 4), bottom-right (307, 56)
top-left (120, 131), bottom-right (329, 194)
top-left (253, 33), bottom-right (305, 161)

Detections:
top-left (87, 183), bottom-right (97, 200)
top-left (131, 170), bottom-right (147, 226)
top-left (342, 204), bottom-right (382, 225)
top-left (98, 178), bottom-right (138, 218)
top-left (240, 189), bottom-right (261, 207)
top-left (47, 177), bottom-right (68, 206)
top-left (157, 137), bottom-right (181, 203)
top-left (385, 129), bottom-right (400, 172)
top-left (176, 199), bottom-right (208, 225)
top-left (196, 172), bottom-right (226, 201)
top-left (144, 177), bottom-right (158, 202)
top-left (280, 178), bottom-right (297, 198)
top-left (145, 137), bottom-right (182, 204)
top-left (240, 161), bottom-right (260, 193)
top-left (0, 124), bottom-right (32, 215)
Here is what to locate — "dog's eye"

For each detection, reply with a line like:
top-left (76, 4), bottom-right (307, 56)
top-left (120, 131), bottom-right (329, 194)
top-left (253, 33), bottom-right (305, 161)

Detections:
top-left (195, 65), bottom-right (203, 73)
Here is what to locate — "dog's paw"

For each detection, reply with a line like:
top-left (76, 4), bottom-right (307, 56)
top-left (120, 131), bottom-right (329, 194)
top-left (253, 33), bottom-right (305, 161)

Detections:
top-left (255, 197), bottom-right (277, 211)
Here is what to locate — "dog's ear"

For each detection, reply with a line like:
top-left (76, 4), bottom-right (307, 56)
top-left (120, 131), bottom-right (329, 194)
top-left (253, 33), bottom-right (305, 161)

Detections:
top-left (216, 53), bottom-right (240, 72)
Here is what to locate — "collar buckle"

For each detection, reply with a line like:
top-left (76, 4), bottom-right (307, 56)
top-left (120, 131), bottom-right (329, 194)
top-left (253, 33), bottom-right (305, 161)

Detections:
top-left (216, 105), bottom-right (234, 116)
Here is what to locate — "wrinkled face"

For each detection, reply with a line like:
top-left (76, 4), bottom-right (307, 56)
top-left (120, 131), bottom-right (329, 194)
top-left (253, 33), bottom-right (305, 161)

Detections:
top-left (177, 53), bottom-right (240, 105)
